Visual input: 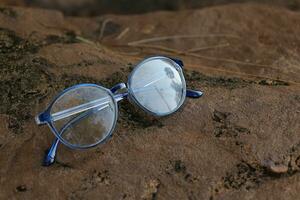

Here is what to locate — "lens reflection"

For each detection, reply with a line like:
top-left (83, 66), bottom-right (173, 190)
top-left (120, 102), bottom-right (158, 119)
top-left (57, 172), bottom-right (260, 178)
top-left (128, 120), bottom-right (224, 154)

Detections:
top-left (129, 58), bottom-right (185, 115)
top-left (51, 85), bottom-right (116, 147)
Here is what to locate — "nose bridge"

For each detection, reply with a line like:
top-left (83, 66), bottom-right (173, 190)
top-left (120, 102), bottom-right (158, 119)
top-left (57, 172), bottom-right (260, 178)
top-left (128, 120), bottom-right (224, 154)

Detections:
top-left (110, 83), bottom-right (127, 93)
top-left (111, 82), bottom-right (128, 102)
top-left (113, 92), bottom-right (129, 102)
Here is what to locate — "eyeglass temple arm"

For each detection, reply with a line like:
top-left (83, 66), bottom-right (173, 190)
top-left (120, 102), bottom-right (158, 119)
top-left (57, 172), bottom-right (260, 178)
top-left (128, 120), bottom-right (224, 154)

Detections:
top-left (43, 83), bottom-right (126, 166)
top-left (186, 89), bottom-right (203, 98)
top-left (170, 57), bottom-right (204, 99)
top-left (43, 108), bottom-right (104, 166)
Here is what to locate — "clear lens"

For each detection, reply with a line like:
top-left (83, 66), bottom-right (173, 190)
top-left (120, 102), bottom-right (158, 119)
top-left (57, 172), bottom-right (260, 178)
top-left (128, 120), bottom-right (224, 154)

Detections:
top-left (50, 85), bottom-right (117, 148)
top-left (129, 57), bottom-right (186, 116)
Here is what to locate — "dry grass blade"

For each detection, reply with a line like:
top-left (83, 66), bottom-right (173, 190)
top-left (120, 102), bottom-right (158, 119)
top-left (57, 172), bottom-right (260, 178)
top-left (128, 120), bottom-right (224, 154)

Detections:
top-left (116, 27), bottom-right (130, 40)
top-left (74, 38), bottom-right (299, 86)
top-left (125, 44), bottom-right (299, 85)
top-left (186, 63), bottom-right (300, 86)
top-left (133, 54), bottom-right (300, 86)
top-left (127, 34), bottom-right (240, 46)
top-left (76, 36), bottom-right (96, 45)
top-left (187, 43), bottom-right (230, 53)
top-left (128, 44), bottom-right (183, 54)
top-left (98, 18), bottom-right (112, 40)
top-left (76, 36), bottom-right (105, 51)
top-left (188, 52), bottom-right (272, 68)
top-left (129, 44), bottom-right (283, 69)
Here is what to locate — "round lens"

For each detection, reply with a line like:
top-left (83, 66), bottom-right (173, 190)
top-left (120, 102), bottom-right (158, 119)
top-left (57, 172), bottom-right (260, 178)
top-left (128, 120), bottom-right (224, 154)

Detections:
top-left (50, 85), bottom-right (117, 148)
top-left (128, 57), bottom-right (186, 116)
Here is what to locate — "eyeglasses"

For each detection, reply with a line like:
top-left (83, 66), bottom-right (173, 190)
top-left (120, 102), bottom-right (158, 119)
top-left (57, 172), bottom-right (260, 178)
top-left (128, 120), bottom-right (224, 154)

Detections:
top-left (36, 56), bottom-right (203, 166)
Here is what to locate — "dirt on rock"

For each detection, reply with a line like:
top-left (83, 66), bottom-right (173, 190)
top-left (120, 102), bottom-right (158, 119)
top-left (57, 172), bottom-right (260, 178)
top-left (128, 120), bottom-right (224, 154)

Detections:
top-left (0, 3), bottom-right (299, 200)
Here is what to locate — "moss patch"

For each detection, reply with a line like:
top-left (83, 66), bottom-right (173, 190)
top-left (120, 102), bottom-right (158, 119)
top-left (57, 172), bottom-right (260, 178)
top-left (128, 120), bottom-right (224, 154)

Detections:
top-left (0, 7), bottom-right (17, 18)
top-left (0, 28), bottom-right (38, 54)
top-left (185, 70), bottom-right (290, 89)
top-left (223, 162), bottom-right (266, 190)
top-left (212, 110), bottom-right (250, 138)
top-left (0, 28), bottom-right (51, 133)
top-left (185, 70), bottom-right (251, 89)
top-left (43, 31), bottom-right (78, 46)
top-left (257, 79), bottom-right (289, 86)
top-left (221, 159), bottom-right (299, 192)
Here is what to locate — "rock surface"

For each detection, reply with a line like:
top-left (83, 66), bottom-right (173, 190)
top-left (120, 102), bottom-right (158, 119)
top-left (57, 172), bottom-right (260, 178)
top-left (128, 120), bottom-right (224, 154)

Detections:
top-left (0, 4), bottom-right (299, 200)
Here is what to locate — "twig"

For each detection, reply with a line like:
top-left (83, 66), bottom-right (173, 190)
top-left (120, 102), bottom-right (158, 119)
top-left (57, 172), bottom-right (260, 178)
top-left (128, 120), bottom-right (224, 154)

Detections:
top-left (127, 34), bottom-right (240, 46)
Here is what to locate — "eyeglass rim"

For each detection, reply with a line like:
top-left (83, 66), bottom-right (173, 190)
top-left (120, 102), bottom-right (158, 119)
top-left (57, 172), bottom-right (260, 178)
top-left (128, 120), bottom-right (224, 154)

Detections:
top-left (127, 56), bottom-right (187, 117)
top-left (39, 56), bottom-right (187, 149)
top-left (44, 84), bottom-right (119, 149)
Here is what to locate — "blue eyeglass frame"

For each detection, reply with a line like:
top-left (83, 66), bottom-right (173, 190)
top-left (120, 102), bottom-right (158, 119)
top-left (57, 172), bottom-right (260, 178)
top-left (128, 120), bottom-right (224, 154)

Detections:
top-left (36, 56), bottom-right (203, 166)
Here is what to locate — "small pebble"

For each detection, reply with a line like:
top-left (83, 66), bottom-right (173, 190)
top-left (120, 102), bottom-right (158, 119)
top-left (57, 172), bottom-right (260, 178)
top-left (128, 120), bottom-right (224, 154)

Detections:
top-left (16, 185), bottom-right (27, 192)
top-left (269, 164), bottom-right (288, 174)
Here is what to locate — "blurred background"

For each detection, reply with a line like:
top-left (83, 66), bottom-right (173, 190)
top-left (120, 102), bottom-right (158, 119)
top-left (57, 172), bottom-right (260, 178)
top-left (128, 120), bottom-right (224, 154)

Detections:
top-left (1, 0), bottom-right (300, 16)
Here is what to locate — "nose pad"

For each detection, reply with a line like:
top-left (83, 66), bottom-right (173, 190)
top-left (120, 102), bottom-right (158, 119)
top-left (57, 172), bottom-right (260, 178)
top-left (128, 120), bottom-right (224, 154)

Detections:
top-left (110, 83), bottom-right (127, 94)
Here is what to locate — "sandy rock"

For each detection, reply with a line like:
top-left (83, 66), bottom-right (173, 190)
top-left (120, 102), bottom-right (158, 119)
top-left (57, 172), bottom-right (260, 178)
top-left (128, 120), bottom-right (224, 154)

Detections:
top-left (0, 4), bottom-right (299, 200)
